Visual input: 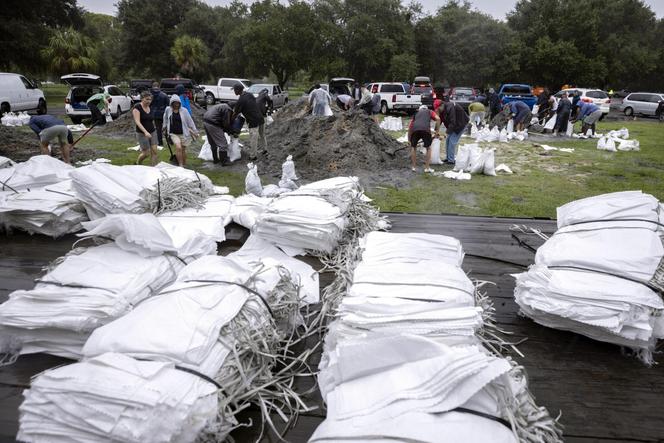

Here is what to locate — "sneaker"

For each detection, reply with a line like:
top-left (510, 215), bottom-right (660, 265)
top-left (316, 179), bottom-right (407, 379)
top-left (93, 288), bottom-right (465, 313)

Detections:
top-left (424, 167), bottom-right (434, 173)
top-left (411, 167), bottom-right (417, 172)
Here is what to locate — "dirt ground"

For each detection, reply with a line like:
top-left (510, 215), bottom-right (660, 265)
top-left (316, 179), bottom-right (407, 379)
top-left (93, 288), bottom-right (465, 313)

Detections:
top-left (0, 126), bottom-right (100, 163)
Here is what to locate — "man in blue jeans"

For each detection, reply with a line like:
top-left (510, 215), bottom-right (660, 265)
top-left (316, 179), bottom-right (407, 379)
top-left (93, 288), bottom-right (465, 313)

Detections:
top-left (436, 97), bottom-right (469, 164)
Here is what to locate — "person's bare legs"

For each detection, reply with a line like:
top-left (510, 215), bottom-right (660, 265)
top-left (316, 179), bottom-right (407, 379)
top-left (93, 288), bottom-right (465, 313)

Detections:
top-left (424, 146), bottom-right (432, 170)
top-left (410, 147), bottom-right (417, 170)
top-left (150, 145), bottom-right (158, 166)
top-left (137, 151), bottom-right (148, 164)
top-left (40, 142), bottom-right (50, 156)
top-left (174, 139), bottom-right (184, 166)
top-left (61, 143), bottom-right (71, 164)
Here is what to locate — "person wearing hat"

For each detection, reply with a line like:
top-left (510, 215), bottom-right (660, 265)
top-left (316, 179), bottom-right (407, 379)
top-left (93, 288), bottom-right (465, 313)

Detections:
top-left (163, 94), bottom-right (199, 167)
top-left (232, 83), bottom-right (265, 160)
top-left (28, 115), bottom-right (73, 164)
top-left (407, 104), bottom-right (441, 173)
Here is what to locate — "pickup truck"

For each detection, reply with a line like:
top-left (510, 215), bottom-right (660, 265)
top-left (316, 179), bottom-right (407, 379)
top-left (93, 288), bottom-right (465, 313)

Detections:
top-left (498, 84), bottom-right (537, 109)
top-left (200, 78), bottom-right (252, 105)
top-left (367, 82), bottom-right (421, 114)
top-left (247, 83), bottom-right (289, 110)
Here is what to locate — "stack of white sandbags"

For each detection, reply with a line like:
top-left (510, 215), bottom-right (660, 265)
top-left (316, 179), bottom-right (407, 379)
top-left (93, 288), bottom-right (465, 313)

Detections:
top-left (0, 214), bottom-right (215, 359)
top-left (0, 155), bottom-right (72, 191)
top-left (1, 111), bottom-right (30, 126)
top-left (312, 231), bottom-right (562, 442)
top-left (251, 177), bottom-right (374, 255)
top-left (19, 242), bottom-right (314, 442)
top-left (0, 180), bottom-right (87, 236)
top-left (18, 353), bottom-right (219, 443)
top-left (379, 116), bottom-right (403, 131)
top-left (452, 144), bottom-right (497, 177)
top-left (514, 191), bottom-right (664, 364)
top-left (70, 162), bottom-right (215, 218)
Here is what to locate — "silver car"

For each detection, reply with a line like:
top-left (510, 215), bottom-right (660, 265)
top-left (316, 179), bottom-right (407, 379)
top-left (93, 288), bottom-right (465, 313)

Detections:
top-left (619, 92), bottom-right (664, 117)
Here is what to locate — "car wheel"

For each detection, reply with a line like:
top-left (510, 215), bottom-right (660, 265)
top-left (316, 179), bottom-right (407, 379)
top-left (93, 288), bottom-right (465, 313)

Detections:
top-left (37, 99), bottom-right (47, 115)
top-left (205, 93), bottom-right (215, 105)
top-left (1, 102), bottom-right (10, 115)
top-left (380, 101), bottom-right (388, 115)
top-left (70, 116), bottom-right (82, 124)
top-left (623, 107), bottom-right (633, 117)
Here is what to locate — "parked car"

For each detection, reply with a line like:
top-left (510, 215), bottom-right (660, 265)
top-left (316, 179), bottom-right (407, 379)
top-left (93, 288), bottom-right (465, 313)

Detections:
top-left (366, 82), bottom-right (421, 114)
top-left (554, 88), bottom-right (611, 116)
top-left (410, 76), bottom-right (435, 108)
top-left (619, 92), bottom-right (664, 117)
top-left (159, 78), bottom-right (206, 106)
top-left (62, 73), bottom-right (132, 124)
top-left (498, 84), bottom-right (537, 109)
top-left (448, 87), bottom-right (480, 110)
top-left (246, 84), bottom-right (289, 110)
top-left (200, 78), bottom-right (252, 105)
top-left (129, 79), bottom-right (155, 104)
top-left (0, 72), bottom-right (47, 115)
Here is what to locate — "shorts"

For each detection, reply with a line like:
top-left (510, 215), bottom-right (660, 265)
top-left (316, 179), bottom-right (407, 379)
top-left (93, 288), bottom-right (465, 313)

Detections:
top-left (39, 125), bottom-right (69, 145)
top-left (583, 110), bottom-right (602, 125)
top-left (410, 130), bottom-right (432, 148)
top-left (169, 133), bottom-right (190, 147)
top-left (137, 131), bottom-right (156, 151)
top-left (514, 110), bottom-right (532, 125)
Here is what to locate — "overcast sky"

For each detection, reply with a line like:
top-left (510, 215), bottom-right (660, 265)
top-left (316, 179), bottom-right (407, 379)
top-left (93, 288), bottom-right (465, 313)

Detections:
top-left (78, 0), bottom-right (664, 18)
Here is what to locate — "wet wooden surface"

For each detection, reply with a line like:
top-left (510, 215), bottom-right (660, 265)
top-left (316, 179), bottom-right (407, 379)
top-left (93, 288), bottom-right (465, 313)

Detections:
top-left (1, 214), bottom-right (663, 442)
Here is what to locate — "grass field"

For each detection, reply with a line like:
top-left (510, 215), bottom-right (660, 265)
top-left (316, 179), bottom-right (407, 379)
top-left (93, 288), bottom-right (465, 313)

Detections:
top-left (64, 113), bottom-right (663, 219)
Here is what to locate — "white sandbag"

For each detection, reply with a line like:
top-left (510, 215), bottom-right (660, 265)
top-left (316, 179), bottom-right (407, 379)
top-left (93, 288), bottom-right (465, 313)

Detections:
top-left (245, 162), bottom-right (263, 197)
top-left (0, 155), bottom-right (73, 191)
top-left (470, 124), bottom-right (478, 139)
top-left (198, 136), bottom-right (213, 161)
top-left (565, 121), bottom-right (574, 136)
top-left (499, 129), bottom-right (508, 143)
top-left (229, 194), bottom-right (272, 229)
top-left (442, 170), bottom-right (472, 180)
top-left (430, 138), bottom-right (443, 164)
top-left (482, 148), bottom-right (496, 176)
top-left (506, 119), bottom-right (514, 134)
top-left (18, 112), bottom-right (31, 125)
top-left (544, 115), bottom-right (557, 130)
top-left (596, 137), bottom-right (607, 150)
top-left (453, 145), bottom-right (470, 171)
top-left (487, 126), bottom-right (500, 142)
top-left (605, 137), bottom-right (617, 152)
top-left (617, 139), bottom-right (640, 151)
top-left (531, 104), bottom-right (540, 115)
top-left (585, 128), bottom-right (593, 137)
top-left (467, 145), bottom-right (484, 173)
top-left (495, 164), bottom-right (513, 174)
top-left (0, 156), bottom-right (15, 168)
top-left (228, 136), bottom-right (241, 162)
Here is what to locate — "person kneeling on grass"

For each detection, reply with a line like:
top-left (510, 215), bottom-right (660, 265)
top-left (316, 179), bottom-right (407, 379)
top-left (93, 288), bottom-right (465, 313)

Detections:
top-left (407, 105), bottom-right (441, 173)
top-left (163, 95), bottom-right (199, 167)
top-left (132, 91), bottom-right (158, 166)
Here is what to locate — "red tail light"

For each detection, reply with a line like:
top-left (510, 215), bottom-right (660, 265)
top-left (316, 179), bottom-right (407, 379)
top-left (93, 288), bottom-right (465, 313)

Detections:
top-left (108, 97), bottom-right (112, 103)
top-left (392, 94), bottom-right (397, 103)
top-left (65, 98), bottom-right (70, 104)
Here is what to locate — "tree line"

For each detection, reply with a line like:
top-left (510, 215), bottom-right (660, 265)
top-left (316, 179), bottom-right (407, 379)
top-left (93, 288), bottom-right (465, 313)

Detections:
top-left (1, 0), bottom-right (662, 91)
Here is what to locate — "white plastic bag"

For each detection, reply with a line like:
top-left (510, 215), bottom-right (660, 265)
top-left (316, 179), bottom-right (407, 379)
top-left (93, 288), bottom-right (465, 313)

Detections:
top-left (228, 137), bottom-right (241, 162)
top-left (429, 138), bottom-right (442, 164)
top-left (617, 139), bottom-right (640, 151)
top-left (470, 124), bottom-right (478, 139)
top-left (468, 147), bottom-right (485, 174)
top-left (18, 112), bottom-right (31, 125)
top-left (279, 155), bottom-right (299, 190)
top-left (565, 121), bottom-right (574, 137)
top-left (487, 126), bottom-right (500, 142)
top-left (597, 137), bottom-right (607, 150)
top-left (544, 115), bottom-right (557, 130)
top-left (605, 138), bottom-right (617, 152)
top-left (506, 119), bottom-right (514, 134)
top-left (245, 162), bottom-right (263, 196)
top-left (499, 129), bottom-right (508, 143)
top-left (532, 104), bottom-right (540, 115)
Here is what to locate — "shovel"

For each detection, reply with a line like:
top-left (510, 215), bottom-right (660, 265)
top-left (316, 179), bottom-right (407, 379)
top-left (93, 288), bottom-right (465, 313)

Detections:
top-left (70, 122), bottom-right (98, 149)
top-left (164, 133), bottom-right (178, 165)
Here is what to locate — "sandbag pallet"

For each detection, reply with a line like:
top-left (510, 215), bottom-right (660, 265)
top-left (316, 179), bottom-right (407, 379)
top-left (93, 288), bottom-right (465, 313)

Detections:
top-left (311, 231), bottom-right (563, 442)
top-left (514, 191), bottom-right (664, 364)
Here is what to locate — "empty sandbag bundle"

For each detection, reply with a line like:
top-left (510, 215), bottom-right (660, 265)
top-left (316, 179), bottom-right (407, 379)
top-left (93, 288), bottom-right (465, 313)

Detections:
top-left (0, 179), bottom-right (88, 237)
top-left (70, 162), bottom-right (215, 218)
top-left (0, 155), bottom-right (73, 192)
top-left (19, 244), bottom-right (318, 442)
top-left (0, 214), bottom-right (216, 360)
top-left (514, 191), bottom-right (664, 364)
top-left (311, 231), bottom-right (563, 442)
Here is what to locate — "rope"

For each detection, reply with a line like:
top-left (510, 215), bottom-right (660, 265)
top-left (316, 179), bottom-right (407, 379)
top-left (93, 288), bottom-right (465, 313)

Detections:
top-left (173, 365), bottom-right (224, 390)
top-left (565, 218), bottom-right (664, 229)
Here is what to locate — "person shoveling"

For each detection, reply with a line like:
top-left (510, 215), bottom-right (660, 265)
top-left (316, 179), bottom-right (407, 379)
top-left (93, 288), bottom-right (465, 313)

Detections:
top-left (28, 115), bottom-right (74, 164)
top-left (407, 105), bottom-right (441, 173)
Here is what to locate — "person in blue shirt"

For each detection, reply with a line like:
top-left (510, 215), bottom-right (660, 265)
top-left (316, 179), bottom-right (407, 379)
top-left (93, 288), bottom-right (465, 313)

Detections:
top-left (575, 101), bottom-right (602, 135)
top-left (507, 101), bottom-right (532, 131)
top-left (174, 84), bottom-right (192, 115)
top-left (28, 115), bottom-right (74, 163)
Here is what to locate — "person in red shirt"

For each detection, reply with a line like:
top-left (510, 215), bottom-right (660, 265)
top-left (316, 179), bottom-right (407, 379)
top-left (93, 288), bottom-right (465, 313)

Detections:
top-left (407, 105), bottom-right (441, 173)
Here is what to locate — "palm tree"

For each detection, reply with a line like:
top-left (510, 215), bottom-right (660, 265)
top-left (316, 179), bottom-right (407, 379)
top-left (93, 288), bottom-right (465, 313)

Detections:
top-left (41, 28), bottom-right (98, 75)
top-left (171, 35), bottom-right (208, 76)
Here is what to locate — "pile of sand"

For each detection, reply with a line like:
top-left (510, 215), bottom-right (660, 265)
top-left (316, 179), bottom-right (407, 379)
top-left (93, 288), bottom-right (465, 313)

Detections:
top-left (259, 98), bottom-right (411, 187)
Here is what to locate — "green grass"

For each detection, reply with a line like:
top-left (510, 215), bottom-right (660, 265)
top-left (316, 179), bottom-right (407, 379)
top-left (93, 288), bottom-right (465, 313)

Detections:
top-left (368, 120), bottom-right (664, 218)
top-left (41, 84), bottom-right (69, 107)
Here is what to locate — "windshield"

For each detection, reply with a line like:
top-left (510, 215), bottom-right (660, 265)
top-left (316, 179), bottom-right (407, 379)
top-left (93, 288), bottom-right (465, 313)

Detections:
top-left (503, 86), bottom-right (532, 95)
top-left (247, 84), bottom-right (269, 93)
top-left (454, 88), bottom-right (474, 95)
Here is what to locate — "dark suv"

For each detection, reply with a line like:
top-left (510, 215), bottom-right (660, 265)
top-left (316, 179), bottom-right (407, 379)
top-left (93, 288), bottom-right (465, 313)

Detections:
top-left (159, 78), bottom-right (206, 106)
top-left (129, 79), bottom-right (155, 104)
top-left (411, 76), bottom-right (435, 108)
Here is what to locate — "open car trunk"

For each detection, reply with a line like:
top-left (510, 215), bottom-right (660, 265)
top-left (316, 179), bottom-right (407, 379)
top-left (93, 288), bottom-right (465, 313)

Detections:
top-left (71, 86), bottom-right (103, 110)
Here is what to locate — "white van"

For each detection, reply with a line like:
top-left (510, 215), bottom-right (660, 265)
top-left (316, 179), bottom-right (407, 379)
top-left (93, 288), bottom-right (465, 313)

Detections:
top-left (0, 73), bottom-right (47, 115)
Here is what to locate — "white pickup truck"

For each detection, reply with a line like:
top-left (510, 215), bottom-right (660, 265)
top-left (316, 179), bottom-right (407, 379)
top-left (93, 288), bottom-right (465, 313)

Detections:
top-left (200, 78), bottom-right (252, 105)
top-left (366, 82), bottom-right (421, 114)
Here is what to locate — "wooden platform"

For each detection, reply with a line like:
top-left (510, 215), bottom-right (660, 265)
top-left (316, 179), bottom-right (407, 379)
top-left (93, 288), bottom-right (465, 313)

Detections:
top-left (1, 213), bottom-right (663, 443)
